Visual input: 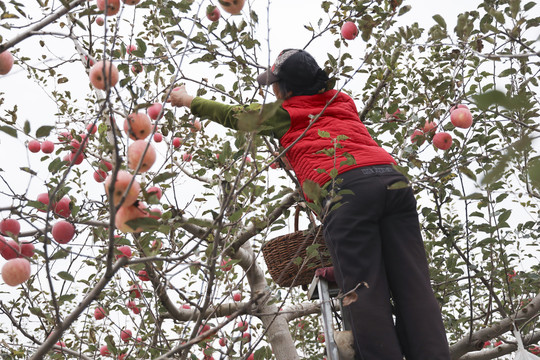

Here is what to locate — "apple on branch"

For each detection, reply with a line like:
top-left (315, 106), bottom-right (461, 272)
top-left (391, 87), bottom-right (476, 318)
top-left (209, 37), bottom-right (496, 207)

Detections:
top-left (52, 220), bottom-right (76, 244)
top-left (450, 106), bottom-right (473, 129)
top-left (41, 140), bottom-right (55, 154)
top-left (0, 51), bottom-right (14, 75)
top-left (0, 236), bottom-right (20, 260)
top-left (104, 170), bottom-right (141, 207)
top-left (124, 113), bottom-right (152, 140)
top-left (89, 60), bottom-right (119, 90)
top-left (1, 258), bottom-right (31, 286)
top-left (206, 5), bottom-right (220, 21)
top-left (433, 132), bottom-right (453, 150)
top-left (218, 0), bottom-right (245, 15)
top-left (96, 0), bottom-right (120, 16)
top-left (341, 21), bottom-right (358, 40)
top-left (128, 140), bottom-right (156, 173)
top-left (0, 218), bottom-right (21, 238)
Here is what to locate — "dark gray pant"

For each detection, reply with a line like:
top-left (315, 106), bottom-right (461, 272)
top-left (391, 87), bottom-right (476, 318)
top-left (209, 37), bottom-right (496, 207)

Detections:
top-left (322, 165), bottom-right (450, 360)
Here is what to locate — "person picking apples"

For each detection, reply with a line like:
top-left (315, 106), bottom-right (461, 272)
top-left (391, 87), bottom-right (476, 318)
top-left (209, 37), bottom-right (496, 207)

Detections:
top-left (168, 48), bottom-right (450, 360)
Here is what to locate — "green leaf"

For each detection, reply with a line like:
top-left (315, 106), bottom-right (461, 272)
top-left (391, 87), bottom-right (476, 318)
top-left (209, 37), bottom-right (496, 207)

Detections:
top-left (302, 179), bottom-right (322, 203)
top-left (153, 172), bottom-right (176, 184)
top-left (472, 90), bottom-right (529, 110)
top-left (23, 120), bottom-right (30, 135)
top-left (0, 125), bottom-right (17, 138)
top-left (387, 181), bottom-right (409, 190)
top-left (51, 249), bottom-right (69, 260)
top-left (57, 271), bottom-right (74, 282)
top-left (20, 167), bottom-right (37, 176)
top-left (228, 208), bottom-right (244, 222)
top-left (36, 125), bottom-right (55, 138)
top-left (432, 14), bottom-right (447, 29)
top-left (318, 129), bottom-right (330, 138)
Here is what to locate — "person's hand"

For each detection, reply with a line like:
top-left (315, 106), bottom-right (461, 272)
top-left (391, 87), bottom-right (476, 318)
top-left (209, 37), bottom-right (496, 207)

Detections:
top-left (167, 84), bottom-right (194, 108)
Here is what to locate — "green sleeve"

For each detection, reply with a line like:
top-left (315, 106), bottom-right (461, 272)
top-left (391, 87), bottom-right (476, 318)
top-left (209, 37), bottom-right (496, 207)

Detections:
top-left (190, 97), bottom-right (291, 139)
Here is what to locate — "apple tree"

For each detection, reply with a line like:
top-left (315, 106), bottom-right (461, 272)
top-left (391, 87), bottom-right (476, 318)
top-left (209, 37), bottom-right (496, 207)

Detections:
top-left (0, 0), bottom-right (539, 359)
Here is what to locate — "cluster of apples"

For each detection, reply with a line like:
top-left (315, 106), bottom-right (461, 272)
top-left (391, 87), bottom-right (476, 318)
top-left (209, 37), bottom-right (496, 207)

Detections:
top-left (0, 219), bottom-right (32, 286)
top-left (410, 104), bottom-right (473, 151)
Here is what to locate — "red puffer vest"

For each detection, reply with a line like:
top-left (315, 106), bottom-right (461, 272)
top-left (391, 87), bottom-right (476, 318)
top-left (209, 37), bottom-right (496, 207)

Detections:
top-left (280, 89), bottom-right (396, 188)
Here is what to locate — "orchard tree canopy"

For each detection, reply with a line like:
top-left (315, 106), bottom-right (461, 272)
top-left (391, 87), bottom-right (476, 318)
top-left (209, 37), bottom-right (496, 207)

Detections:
top-left (0, 0), bottom-right (539, 359)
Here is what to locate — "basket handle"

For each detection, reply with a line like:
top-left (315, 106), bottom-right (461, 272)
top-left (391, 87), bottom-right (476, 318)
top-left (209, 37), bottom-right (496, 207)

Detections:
top-left (294, 204), bottom-right (317, 233)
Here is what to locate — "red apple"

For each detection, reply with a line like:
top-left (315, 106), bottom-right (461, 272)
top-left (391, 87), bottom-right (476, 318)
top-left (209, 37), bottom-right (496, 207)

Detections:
top-left (95, 16), bottom-right (104, 26)
top-left (148, 207), bottom-right (161, 220)
top-left (126, 300), bottom-right (137, 310)
top-left (207, 6), bottom-right (220, 21)
top-left (54, 197), bottom-right (71, 217)
top-left (182, 153), bottom-right (192, 162)
top-left (54, 341), bottom-right (66, 353)
top-left (99, 345), bottom-right (110, 356)
top-left (147, 103), bottom-right (162, 120)
top-left (96, 0), bottom-right (120, 15)
top-left (341, 21), bottom-right (358, 40)
top-left (101, 160), bottom-right (113, 171)
top-left (237, 320), bottom-right (248, 331)
top-left (52, 220), bottom-right (75, 244)
top-left (116, 245), bottom-right (132, 259)
top-left (422, 121), bottom-right (437, 134)
top-left (94, 169), bottom-right (107, 183)
top-left (433, 132), bottom-right (453, 150)
top-left (37, 193), bottom-right (50, 211)
top-left (118, 353), bottom-right (127, 360)
top-left (28, 140), bottom-right (41, 153)
top-left (104, 170), bottom-right (141, 207)
top-left (0, 218), bottom-right (21, 237)
top-left (127, 44), bottom-right (137, 54)
top-left (450, 107), bottom-right (473, 129)
top-left (317, 333), bottom-right (325, 343)
top-left (232, 292), bottom-right (242, 302)
top-left (122, 0), bottom-right (140, 5)
top-left (190, 119), bottom-right (202, 132)
top-left (181, 304), bottom-right (190, 309)
top-left (115, 202), bottom-right (147, 233)
top-left (131, 62), bottom-right (143, 74)
top-left (129, 283), bottom-right (142, 298)
top-left (242, 332), bottom-right (251, 341)
top-left (87, 123), bottom-right (98, 135)
top-left (120, 329), bottom-right (132, 342)
top-left (247, 354), bottom-right (254, 360)
top-left (153, 132), bottom-right (163, 143)
top-left (89, 60), bottom-right (119, 90)
top-left (147, 186), bottom-right (162, 200)
top-left (68, 151), bottom-right (85, 165)
top-left (0, 51), bottom-right (14, 75)
top-left (219, 0), bottom-right (244, 14)
top-left (410, 129), bottom-right (425, 145)
top-left (1, 258), bottom-right (31, 286)
top-left (0, 237), bottom-right (20, 260)
top-left (219, 337), bottom-right (227, 347)
top-left (20, 240), bottom-right (35, 258)
top-left (137, 270), bottom-right (150, 281)
top-left (41, 140), bottom-right (55, 154)
top-left (450, 104), bottom-right (469, 112)
top-left (127, 140), bottom-right (156, 173)
top-left (172, 137), bottom-right (182, 148)
top-left (94, 306), bottom-right (107, 320)
top-left (220, 258), bottom-right (232, 271)
top-left (124, 113), bottom-right (152, 140)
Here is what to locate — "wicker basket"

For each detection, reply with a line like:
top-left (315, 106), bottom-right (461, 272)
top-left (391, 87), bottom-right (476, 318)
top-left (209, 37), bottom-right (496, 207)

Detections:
top-left (262, 207), bottom-right (332, 287)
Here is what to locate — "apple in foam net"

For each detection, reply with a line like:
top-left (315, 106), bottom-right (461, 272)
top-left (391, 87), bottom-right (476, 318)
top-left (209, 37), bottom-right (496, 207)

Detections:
top-left (1, 218), bottom-right (21, 237)
top-left (128, 140), bottom-right (156, 173)
top-left (104, 170), bottom-right (141, 207)
top-left (1, 258), bottom-right (31, 286)
top-left (115, 202), bottom-right (148, 233)
top-left (147, 103), bottom-right (162, 120)
top-left (433, 132), bottom-right (453, 150)
top-left (341, 21), bottom-right (358, 40)
top-left (96, 0), bottom-right (120, 16)
top-left (0, 51), bottom-right (14, 75)
top-left (89, 60), bottom-right (119, 90)
top-left (124, 113), bottom-right (152, 140)
top-left (28, 140), bottom-right (41, 153)
top-left (219, 0), bottom-right (244, 14)
top-left (450, 107), bottom-right (473, 129)
top-left (207, 5), bottom-right (220, 21)
top-left (52, 220), bottom-right (75, 244)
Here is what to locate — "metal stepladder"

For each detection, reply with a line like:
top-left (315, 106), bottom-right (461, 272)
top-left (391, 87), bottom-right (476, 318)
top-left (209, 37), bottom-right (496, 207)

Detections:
top-left (307, 267), bottom-right (352, 360)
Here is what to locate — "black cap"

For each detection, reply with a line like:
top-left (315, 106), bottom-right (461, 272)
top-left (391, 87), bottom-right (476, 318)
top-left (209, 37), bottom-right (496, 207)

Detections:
top-left (257, 49), bottom-right (328, 94)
